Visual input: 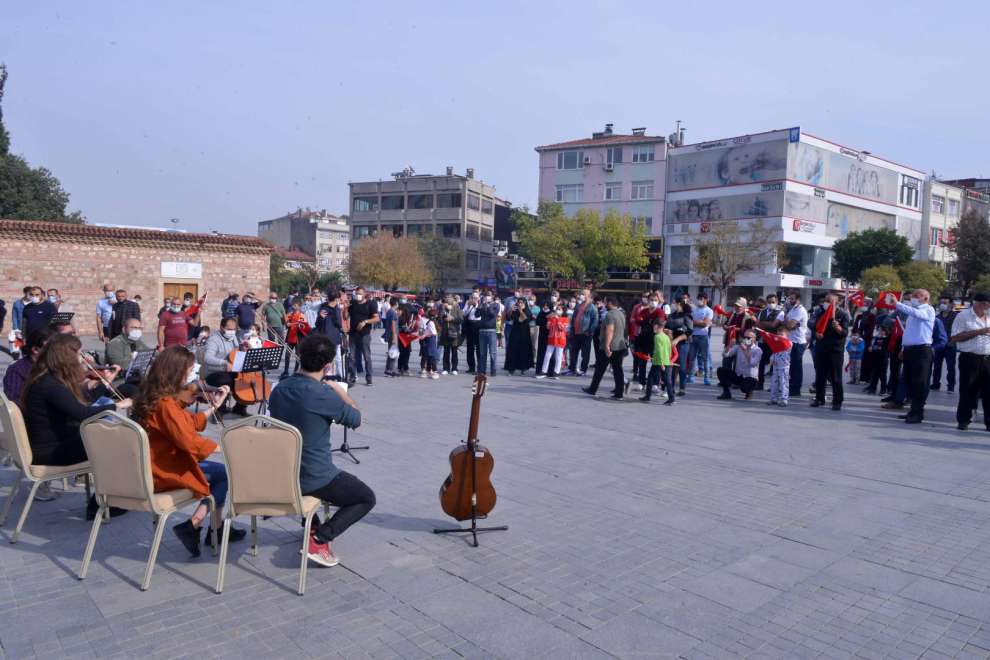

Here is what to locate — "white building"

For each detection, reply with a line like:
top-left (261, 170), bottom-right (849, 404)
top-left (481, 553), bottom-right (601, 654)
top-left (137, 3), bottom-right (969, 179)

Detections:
top-left (662, 127), bottom-right (925, 306)
top-left (257, 209), bottom-right (350, 274)
top-left (921, 180), bottom-right (964, 278)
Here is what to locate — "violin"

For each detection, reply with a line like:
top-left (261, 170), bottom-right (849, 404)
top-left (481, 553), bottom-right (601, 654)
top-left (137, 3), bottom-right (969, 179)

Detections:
top-left (439, 374), bottom-right (497, 521)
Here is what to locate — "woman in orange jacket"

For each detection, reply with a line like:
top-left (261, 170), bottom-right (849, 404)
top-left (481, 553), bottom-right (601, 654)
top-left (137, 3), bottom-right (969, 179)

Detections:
top-left (132, 346), bottom-right (246, 557)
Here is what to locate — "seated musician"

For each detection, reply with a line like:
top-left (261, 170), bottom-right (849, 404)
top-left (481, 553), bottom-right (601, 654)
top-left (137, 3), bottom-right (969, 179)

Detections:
top-left (132, 346), bottom-right (246, 557)
top-left (105, 317), bottom-right (152, 394)
top-left (20, 334), bottom-right (133, 519)
top-left (202, 316), bottom-right (247, 416)
top-left (3, 326), bottom-right (55, 405)
top-left (269, 333), bottom-right (375, 568)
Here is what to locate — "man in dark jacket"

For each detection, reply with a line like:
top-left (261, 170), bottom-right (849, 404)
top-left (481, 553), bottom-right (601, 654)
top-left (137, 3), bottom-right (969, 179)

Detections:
top-left (932, 295), bottom-right (958, 392)
top-left (109, 289), bottom-right (141, 339)
top-left (810, 293), bottom-right (851, 411)
top-left (567, 288), bottom-right (599, 376)
top-left (21, 287), bottom-right (58, 338)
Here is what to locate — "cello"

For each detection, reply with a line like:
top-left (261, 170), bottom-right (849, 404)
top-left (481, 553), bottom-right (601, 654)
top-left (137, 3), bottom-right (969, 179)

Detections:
top-left (435, 374), bottom-right (507, 546)
top-left (227, 339), bottom-right (273, 408)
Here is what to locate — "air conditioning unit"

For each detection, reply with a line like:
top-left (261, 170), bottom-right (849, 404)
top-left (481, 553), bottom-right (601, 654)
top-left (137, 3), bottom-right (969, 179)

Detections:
top-left (583, 156), bottom-right (591, 166)
top-left (604, 163), bottom-right (614, 172)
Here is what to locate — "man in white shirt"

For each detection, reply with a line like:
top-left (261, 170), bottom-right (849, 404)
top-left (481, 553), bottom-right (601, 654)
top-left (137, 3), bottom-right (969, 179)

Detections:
top-left (690, 293), bottom-right (714, 386)
top-left (886, 289), bottom-right (935, 424)
top-left (950, 292), bottom-right (990, 431)
top-left (461, 293), bottom-right (481, 373)
top-left (778, 292), bottom-right (809, 398)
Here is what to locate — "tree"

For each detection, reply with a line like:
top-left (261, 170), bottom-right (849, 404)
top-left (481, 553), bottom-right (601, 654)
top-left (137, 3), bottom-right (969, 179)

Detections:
top-left (973, 273), bottom-right (990, 295)
top-left (692, 219), bottom-right (782, 305)
top-left (898, 261), bottom-right (947, 296)
top-left (269, 253), bottom-right (345, 295)
top-left (515, 201), bottom-right (582, 289)
top-left (831, 228), bottom-right (913, 283)
top-left (347, 233), bottom-right (429, 291)
top-left (859, 265), bottom-right (903, 296)
top-left (418, 236), bottom-right (465, 292)
top-left (0, 63), bottom-right (83, 223)
top-left (948, 210), bottom-right (990, 295)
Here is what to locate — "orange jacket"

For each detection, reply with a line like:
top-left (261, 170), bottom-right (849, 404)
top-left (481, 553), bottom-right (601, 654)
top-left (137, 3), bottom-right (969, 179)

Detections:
top-left (143, 396), bottom-right (217, 499)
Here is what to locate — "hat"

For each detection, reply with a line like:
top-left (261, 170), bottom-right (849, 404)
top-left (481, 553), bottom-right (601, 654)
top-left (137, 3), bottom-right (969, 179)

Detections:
top-left (974, 292), bottom-right (990, 303)
top-left (734, 297), bottom-right (748, 308)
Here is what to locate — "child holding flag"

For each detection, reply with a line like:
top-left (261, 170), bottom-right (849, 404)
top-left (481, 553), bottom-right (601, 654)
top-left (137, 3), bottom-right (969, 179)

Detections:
top-left (759, 325), bottom-right (793, 406)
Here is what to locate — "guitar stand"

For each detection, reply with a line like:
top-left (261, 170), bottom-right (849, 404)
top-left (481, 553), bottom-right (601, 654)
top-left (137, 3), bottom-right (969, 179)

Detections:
top-left (433, 439), bottom-right (507, 547)
top-left (331, 427), bottom-right (369, 464)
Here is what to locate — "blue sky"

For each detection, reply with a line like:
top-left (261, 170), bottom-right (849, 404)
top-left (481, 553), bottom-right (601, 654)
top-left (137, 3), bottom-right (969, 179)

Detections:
top-left (1, 1), bottom-right (987, 234)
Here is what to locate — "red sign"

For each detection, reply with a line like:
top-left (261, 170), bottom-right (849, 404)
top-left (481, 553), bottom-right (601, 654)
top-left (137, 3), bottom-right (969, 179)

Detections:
top-left (807, 279), bottom-right (823, 286)
top-left (700, 222), bottom-right (712, 233)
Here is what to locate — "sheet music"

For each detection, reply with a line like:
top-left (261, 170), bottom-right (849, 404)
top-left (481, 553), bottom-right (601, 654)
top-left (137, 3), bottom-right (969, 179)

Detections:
top-left (231, 350), bottom-right (246, 372)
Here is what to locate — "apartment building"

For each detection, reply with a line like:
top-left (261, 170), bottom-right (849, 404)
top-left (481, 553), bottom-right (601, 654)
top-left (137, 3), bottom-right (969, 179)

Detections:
top-left (535, 124), bottom-right (669, 237)
top-left (257, 209), bottom-right (350, 274)
top-left (348, 168), bottom-right (508, 291)
top-left (663, 127), bottom-right (926, 305)
top-left (922, 180), bottom-right (964, 274)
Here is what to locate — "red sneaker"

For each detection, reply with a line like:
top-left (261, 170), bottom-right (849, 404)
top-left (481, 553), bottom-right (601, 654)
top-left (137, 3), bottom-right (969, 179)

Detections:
top-left (306, 533), bottom-right (339, 567)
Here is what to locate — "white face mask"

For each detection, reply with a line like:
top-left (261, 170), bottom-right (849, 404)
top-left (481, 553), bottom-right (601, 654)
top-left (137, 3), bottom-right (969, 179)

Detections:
top-left (354, 294), bottom-right (364, 302)
top-left (641, 298), bottom-right (649, 305)
top-left (127, 329), bottom-right (143, 341)
top-left (48, 296), bottom-right (57, 303)
top-left (577, 296), bottom-right (586, 303)
top-left (550, 296), bottom-right (558, 302)
top-left (170, 305), bottom-right (182, 313)
top-left (223, 330), bottom-right (237, 339)
top-left (247, 329), bottom-right (257, 337)
top-left (742, 338), bottom-right (754, 347)
top-left (185, 363), bottom-right (201, 385)
top-left (939, 303), bottom-right (949, 312)
top-left (484, 296), bottom-right (492, 303)
top-left (29, 296), bottom-right (41, 304)
top-left (648, 301), bottom-right (659, 309)
top-left (105, 291), bottom-right (115, 299)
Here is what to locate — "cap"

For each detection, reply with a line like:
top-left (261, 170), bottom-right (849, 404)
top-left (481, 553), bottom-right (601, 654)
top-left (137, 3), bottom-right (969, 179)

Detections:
top-left (974, 292), bottom-right (990, 303)
top-left (734, 297), bottom-right (748, 307)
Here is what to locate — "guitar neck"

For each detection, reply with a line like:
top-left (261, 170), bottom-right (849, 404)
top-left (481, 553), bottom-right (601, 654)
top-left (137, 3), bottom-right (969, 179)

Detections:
top-left (466, 396), bottom-right (481, 448)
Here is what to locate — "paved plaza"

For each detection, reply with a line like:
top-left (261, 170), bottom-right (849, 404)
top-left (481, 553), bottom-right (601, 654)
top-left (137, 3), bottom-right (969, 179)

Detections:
top-left (1, 337), bottom-right (989, 659)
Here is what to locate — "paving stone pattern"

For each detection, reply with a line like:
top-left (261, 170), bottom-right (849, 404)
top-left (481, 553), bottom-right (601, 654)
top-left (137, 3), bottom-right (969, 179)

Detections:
top-left (1, 335), bottom-right (989, 659)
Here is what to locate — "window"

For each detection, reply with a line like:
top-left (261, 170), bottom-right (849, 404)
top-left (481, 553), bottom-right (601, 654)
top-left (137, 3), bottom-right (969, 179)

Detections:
top-left (466, 224), bottom-right (480, 240)
top-left (555, 184), bottom-right (584, 202)
top-left (352, 225), bottom-right (376, 239)
top-left (436, 193), bottom-right (463, 208)
top-left (948, 198), bottom-right (961, 216)
top-left (604, 182), bottom-right (622, 201)
top-left (631, 180), bottom-right (654, 200)
top-left (931, 195), bottom-right (945, 214)
top-left (631, 145), bottom-right (655, 163)
top-left (353, 196), bottom-right (378, 212)
top-left (466, 251), bottom-right (479, 270)
top-left (606, 147), bottom-right (622, 166)
top-left (900, 177), bottom-right (920, 208)
top-left (479, 254), bottom-right (492, 272)
top-left (480, 227), bottom-right (492, 242)
top-left (381, 224), bottom-right (403, 237)
top-left (467, 194), bottom-right (481, 211)
top-left (556, 150), bottom-right (584, 170)
top-left (669, 246), bottom-right (690, 274)
top-left (381, 195), bottom-right (404, 210)
top-left (482, 198), bottom-right (494, 214)
top-left (337, 245), bottom-right (347, 253)
top-left (634, 216), bottom-right (654, 233)
top-left (406, 223), bottom-right (432, 236)
top-left (409, 194), bottom-right (433, 209)
top-left (439, 223), bottom-right (461, 238)
top-left (930, 227), bottom-right (943, 247)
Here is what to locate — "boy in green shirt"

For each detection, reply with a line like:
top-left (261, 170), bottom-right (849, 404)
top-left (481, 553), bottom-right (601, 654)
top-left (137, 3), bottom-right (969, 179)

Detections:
top-left (640, 318), bottom-right (682, 405)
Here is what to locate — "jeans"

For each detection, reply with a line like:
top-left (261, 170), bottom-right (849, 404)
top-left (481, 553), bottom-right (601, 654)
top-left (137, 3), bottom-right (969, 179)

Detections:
top-left (932, 344), bottom-right (957, 389)
top-left (587, 348), bottom-right (626, 396)
top-left (690, 335), bottom-right (710, 382)
top-left (349, 333), bottom-right (372, 382)
top-left (904, 345), bottom-right (933, 419)
top-left (442, 343), bottom-right (459, 372)
top-left (957, 353), bottom-right (990, 428)
top-left (789, 343), bottom-right (806, 396)
top-left (644, 365), bottom-right (674, 401)
top-left (478, 329), bottom-right (497, 375)
top-left (198, 460), bottom-right (229, 507)
top-left (304, 471), bottom-right (376, 544)
top-left (569, 334), bottom-right (593, 373)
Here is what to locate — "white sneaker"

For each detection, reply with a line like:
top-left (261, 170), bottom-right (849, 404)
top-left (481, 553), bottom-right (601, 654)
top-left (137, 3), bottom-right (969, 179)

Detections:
top-left (777, 401), bottom-right (788, 407)
top-left (441, 370), bottom-right (448, 375)
top-left (419, 371), bottom-right (428, 378)
top-left (535, 374), bottom-right (546, 379)
top-left (451, 370), bottom-right (458, 375)
top-left (634, 383), bottom-right (643, 391)
top-left (431, 372), bottom-right (439, 380)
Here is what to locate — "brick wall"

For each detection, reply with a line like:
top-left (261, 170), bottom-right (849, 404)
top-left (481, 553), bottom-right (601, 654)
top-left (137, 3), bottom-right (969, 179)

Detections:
top-left (1, 239), bottom-right (270, 337)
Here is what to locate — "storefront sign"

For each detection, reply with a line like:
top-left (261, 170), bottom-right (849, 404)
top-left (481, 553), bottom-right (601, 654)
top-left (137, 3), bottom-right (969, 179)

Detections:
top-left (695, 140), bottom-right (728, 151)
top-left (814, 188), bottom-right (826, 198)
top-left (788, 127), bottom-right (801, 143)
top-left (791, 219), bottom-right (816, 233)
top-left (761, 182), bottom-right (784, 192)
top-left (807, 278), bottom-right (823, 286)
top-left (160, 261), bottom-right (202, 278)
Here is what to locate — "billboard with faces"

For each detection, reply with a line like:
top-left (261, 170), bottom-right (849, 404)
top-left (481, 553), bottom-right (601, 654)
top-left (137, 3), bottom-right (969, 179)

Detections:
top-left (666, 191), bottom-right (784, 224)
top-left (786, 142), bottom-right (900, 205)
top-left (668, 139), bottom-right (789, 191)
top-left (783, 191), bottom-right (895, 237)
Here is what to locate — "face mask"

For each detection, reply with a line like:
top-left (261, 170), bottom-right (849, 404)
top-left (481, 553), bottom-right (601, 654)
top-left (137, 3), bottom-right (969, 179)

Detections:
top-left (29, 296), bottom-right (41, 304)
top-left (742, 338), bottom-right (753, 347)
top-left (127, 329), bottom-right (143, 341)
top-left (270, 298), bottom-right (277, 303)
top-left (484, 296), bottom-right (492, 303)
top-left (649, 301), bottom-right (659, 309)
top-left (910, 298), bottom-right (921, 307)
top-left (48, 296), bottom-right (58, 303)
top-left (105, 291), bottom-right (114, 299)
top-left (200, 333), bottom-right (210, 341)
top-left (550, 296), bottom-right (558, 302)
top-left (171, 305), bottom-right (182, 313)
top-left (939, 303), bottom-right (949, 312)
top-left (577, 296), bottom-right (586, 303)
top-left (245, 298), bottom-right (254, 305)
top-left (185, 363), bottom-right (201, 385)
top-left (223, 330), bottom-right (236, 339)
top-left (354, 294), bottom-right (364, 302)
top-left (247, 330), bottom-right (257, 337)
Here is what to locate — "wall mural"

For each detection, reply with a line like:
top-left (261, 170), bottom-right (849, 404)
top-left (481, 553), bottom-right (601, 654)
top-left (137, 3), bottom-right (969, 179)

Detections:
top-left (825, 202), bottom-right (894, 237)
top-left (666, 191), bottom-right (784, 223)
top-left (786, 142), bottom-right (899, 204)
top-left (668, 140), bottom-right (788, 191)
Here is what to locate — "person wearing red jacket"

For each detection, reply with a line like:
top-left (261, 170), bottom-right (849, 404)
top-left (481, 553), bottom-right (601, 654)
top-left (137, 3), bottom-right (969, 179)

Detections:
top-left (536, 304), bottom-right (569, 379)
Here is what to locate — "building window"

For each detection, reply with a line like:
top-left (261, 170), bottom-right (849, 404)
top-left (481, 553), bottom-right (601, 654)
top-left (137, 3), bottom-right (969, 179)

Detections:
top-left (482, 198), bottom-right (494, 214)
top-left (634, 216), bottom-right (653, 233)
top-left (409, 194), bottom-right (433, 209)
top-left (352, 225), bottom-right (376, 239)
top-left (466, 224), bottom-right (480, 240)
top-left (480, 227), bottom-right (492, 242)
top-left (669, 245), bottom-right (690, 274)
top-left (604, 182), bottom-right (622, 201)
top-left (467, 194), bottom-right (481, 211)
top-left (406, 223), bottom-right (432, 236)
top-left (900, 177), bottom-right (920, 208)
top-left (353, 196), bottom-right (379, 212)
top-left (930, 227), bottom-right (943, 247)
top-left (631, 180), bottom-right (654, 200)
top-left (556, 150), bottom-right (584, 170)
top-left (381, 224), bottom-right (403, 237)
top-left (606, 147), bottom-right (622, 167)
top-left (337, 245), bottom-right (347, 253)
top-left (381, 195), bottom-right (405, 210)
top-left (466, 251), bottom-right (479, 270)
top-left (438, 223), bottom-right (461, 238)
top-left (555, 184), bottom-right (584, 203)
top-left (948, 198), bottom-right (961, 216)
top-left (436, 193), bottom-right (462, 208)
top-left (931, 195), bottom-right (945, 214)
top-left (631, 145), bottom-right (655, 163)
top-left (480, 254), bottom-right (492, 272)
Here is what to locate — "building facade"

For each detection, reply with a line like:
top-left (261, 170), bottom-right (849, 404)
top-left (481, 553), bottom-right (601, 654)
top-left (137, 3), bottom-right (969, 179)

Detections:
top-left (257, 209), bottom-right (349, 274)
top-left (348, 168), bottom-right (508, 291)
top-left (0, 219), bottom-right (271, 336)
top-left (922, 180), bottom-right (964, 274)
top-left (535, 124), bottom-right (668, 238)
top-left (941, 178), bottom-right (990, 221)
top-left (663, 127), bottom-right (926, 305)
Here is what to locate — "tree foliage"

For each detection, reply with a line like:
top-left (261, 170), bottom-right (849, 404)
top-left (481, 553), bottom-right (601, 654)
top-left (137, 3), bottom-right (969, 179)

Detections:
top-left (859, 265), bottom-right (903, 296)
top-left (347, 233), bottom-right (429, 291)
top-left (269, 253), bottom-right (344, 295)
top-left (418, 236), bottom-right (466, 293)
top-left (0, 63), bottom-right (83, 223)
top-left (832, 228), bottom-right (913, 283)
top-left (973, 274), bottom-right (990, 296)
top-left (897, 261), bottom-right (947, 296)
top-left (692, 219), bottom-right (782, 305)
top-left (948, 209), bottom-right (990, 295)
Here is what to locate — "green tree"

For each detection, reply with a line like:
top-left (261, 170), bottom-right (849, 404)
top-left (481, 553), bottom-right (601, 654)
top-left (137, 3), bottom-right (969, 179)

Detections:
top-left (898, 261), bottom-right (947, 296)
top-left (692, 219), bottom-right (782, 305)
top-left (347, 233), bottom-right (429, 291)
top-left (831, 228), bottom-right (913, 283)
top-left (515, 201), bottom-right (582, 289)
top-left (418, 236), bottom-right (465, 292)
top-left (973, 273), bottom-right (990, 295)
top-left (859, 265), bottom-right (903, 296)
top-left (948, 209), bottom-right (990, 295)
top-left (0, 63), bottom-right (83, 223)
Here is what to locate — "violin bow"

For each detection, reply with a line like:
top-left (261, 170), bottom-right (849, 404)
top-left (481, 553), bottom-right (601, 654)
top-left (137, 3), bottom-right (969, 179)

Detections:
top-left (81, 359), bottom-right (126, 401)
top-left (196, 379), bottom-right (226, 428)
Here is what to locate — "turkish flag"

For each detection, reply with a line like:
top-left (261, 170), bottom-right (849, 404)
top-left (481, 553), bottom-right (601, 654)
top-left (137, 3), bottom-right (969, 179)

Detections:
top-left (398, 332), bottom-right (419, 348)
top-left (815, 303), bottom-right (835, 336)
top-left (756, 328), bottom-right (793, 353)
top-left (875, 291), bottom-right (901, 310)
top-left (847, 290), bottom-right (865, 308)
top-left (713, 304), bottom-right (732, 317)
top-left (887, 318), bottom-right (903, 352)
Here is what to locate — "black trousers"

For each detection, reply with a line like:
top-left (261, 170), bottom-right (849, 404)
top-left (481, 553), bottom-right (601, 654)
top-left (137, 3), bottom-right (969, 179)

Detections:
top-left (903, 345), bottom-right (933, 419)
top-left (887, 352), bottom-right (902, 396)
top-left (569, 334), bottom-right (593, 373)
top-left (442, 343), bottom-right (459, 372)
top-left (867, 350), bottom-right (889, 392)
top-left (814, 349), bottom-right (844, 406)
top-left (398, 342), bottom-right (411, 372)
top-left (464, 325), bottom-right (479, 372)
top-left (587, 348), bottom-right (626, 396)
top-left (349, 333), bottom-right (372, 383)
top-left (633, 354), bottom-right (649, 386)
top-left (644, 365), bottom-right (674, 401)
top-left (536, 332), bottom-right (548, 374)
top-left (957, 353), bottom-right (990, 428)
top-left (716, 367), bottom-right (757, 397)
top-left (305, 471), bottom-right (376, 544)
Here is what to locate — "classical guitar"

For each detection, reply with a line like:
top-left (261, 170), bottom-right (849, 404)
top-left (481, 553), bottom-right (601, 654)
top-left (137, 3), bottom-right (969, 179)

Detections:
top-left (439, 374), bottom-right (497, 521)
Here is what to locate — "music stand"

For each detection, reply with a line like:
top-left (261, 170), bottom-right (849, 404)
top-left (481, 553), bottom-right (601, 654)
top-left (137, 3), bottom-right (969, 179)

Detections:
top-left (125, 349), bottom-right (157, 381)
top-left (238, 347), bottom-right (282, 415)
top-left (324, 379), bottom-right (369, 464)
top-left (50, 312), bottom-right (74, 325)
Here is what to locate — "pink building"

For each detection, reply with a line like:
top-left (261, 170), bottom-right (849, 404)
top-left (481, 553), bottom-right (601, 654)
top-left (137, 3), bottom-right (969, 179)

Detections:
top-left (535, 124), bottom-right (668, 237)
